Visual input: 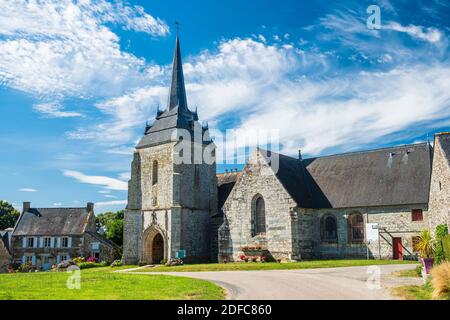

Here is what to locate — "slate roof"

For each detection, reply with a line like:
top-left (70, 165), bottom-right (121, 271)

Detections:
top-left (258, 143), bottom-right (432, 209)
top-left (0, 228), bottom-right (13, 252)
top-left (436, 133), bottom-right (450, 167)
top-left (13, 207), bottom-right (91, 236)
top-left (136, 36), bottom-right (211, 149)
top-left (217, 171), bottom-right (242, 212)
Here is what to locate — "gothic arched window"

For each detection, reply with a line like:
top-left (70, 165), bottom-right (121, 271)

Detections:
top-left (252, 195), bottom-right (266, 236)
top-left (152, 160), bottom-right (158, 185)
top-left (321, 214), bottom-right (337, 242)
top-left (348, 212), bottom-right (364, 242)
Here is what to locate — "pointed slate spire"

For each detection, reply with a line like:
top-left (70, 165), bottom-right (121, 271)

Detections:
top-left (167, 36), bottom-right (188, 111)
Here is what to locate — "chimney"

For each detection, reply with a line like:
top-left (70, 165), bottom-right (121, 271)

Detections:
top-left (298, 149), bottom-right (303, 161)
top-left (23, 201), bottom-right (30, 212)
top-left (87, 202), bottom-right (94, 213)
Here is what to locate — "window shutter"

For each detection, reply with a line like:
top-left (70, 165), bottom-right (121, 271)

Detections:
top-left (22, 256), bottom-right (26, 264)
top-left (31, 256), bottom-right (36, 265)
top-left (56, 255), bottom-right (60, 263)
top-left (56, 237), bottom-right (61, 248)
top-left (22, 237), bottom-right (26, 248)
top-left (68, 237), bottom-right (72, 248)
top-left (39, 237), bottom-right (44, 248)
top-left (33, 237), bottom-right (38, 248)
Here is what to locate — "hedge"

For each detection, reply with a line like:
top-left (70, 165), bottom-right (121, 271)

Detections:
top-left (442, 234), bottom-right (450, 262)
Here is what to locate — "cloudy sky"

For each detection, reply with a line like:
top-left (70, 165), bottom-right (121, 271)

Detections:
top-left (1, 0), bottom-right (449, 213)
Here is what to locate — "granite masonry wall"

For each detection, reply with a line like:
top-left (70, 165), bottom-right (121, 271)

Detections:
top-left (428, 134), bottom-right (450, 234)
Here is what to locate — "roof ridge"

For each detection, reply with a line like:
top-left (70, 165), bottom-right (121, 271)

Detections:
top-left (304, 142), bottom-right (429, 160)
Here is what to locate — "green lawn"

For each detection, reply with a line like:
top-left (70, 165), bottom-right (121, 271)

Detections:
top-left (0, 266), bottom-right (224, 300)
top-left (133, 259), bottom-right (417, 272)
top-left (392, 283), bottom-right (433, 300)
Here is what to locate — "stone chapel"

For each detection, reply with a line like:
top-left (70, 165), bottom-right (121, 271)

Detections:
top-left (123, 36), bottom-right (450, 264)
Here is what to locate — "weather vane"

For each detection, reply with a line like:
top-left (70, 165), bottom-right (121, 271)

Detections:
top-left (175, 21), bottom-right (182, 35)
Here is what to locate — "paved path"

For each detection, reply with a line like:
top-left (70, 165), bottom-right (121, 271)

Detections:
top-left (130, 264), bottom-right (420, 300)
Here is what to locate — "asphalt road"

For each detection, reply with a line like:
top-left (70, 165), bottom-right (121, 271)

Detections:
top-left (133, 264), bottom-right (420, 300)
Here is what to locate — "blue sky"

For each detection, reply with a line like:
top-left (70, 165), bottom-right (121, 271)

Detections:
top-left (1, 0), bottom-right (449, 213)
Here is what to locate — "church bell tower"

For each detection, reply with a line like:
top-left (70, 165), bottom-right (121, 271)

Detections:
top-left (123, 36), bottom-right (217, 264)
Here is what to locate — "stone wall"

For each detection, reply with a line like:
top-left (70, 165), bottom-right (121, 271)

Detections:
top-left (428, 134), bottom-right (450, 234)
top-left (124, 140), bottom-right (217, 264)
top-left (304, 205), bottom-right (428, 259)
top-left (11, 235), bottom-right (85, 266)
top-left (0, 240), bottom-right (10, 272)
top-left (220, 149), bottom-right (297, 262)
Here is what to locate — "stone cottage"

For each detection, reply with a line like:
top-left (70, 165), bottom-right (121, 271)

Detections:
top-left (218, 144), bottom-right (432, 262)
top-left (428, 132), bottom-right (450, 234)
top-left (11, 202), bottom-right (120, 270)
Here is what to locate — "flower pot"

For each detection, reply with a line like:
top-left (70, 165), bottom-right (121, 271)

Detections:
top-left (420, 257), bottom-right (434, 275)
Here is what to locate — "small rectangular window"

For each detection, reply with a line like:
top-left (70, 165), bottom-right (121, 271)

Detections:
top-left (61, 237), bottom-right (69, 248)
top-left (412, 209), bottom-right (423, 222)
top-left (25, 256), bottom-right (33, 264)
top-left (44, 237), bottom-right (51, 248)
top-left (27, 237), bottom-right (34, 248)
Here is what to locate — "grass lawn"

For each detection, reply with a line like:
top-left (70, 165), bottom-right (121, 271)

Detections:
top-left (133, 259), bottom-right (417, 272)
top-left (392, 283), bottom-right (433, 300)
top-left (0, 266), bottom-right (224, 300)
top-left (392, 265), bottom-right (422, 278)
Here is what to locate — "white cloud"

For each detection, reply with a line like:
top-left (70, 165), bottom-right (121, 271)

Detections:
top-left (0, 0), bottom-right (168, 100)
top-left (65, 34), bottom-right (450, 158)
top-left (98, 190), bottom-right (111, 194)
top-left (104, 195), bottom-right (117, 198)
top-left (53, 202), bottom-right (62, 206)
top-left (385, 22), bottom-right (443, 43)
top-left (18, 188), bottom-right (37, 192)
top-left (33, 102), bottom-right (83, 118)
top-left (118, 172), bottom-right (131, 181)
top-left (62, 169), bottom-right (128, 190)
top-left (95, 200), bottom-right (127, 207)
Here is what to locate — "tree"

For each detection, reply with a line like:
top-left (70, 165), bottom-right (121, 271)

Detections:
top-left (0, 200), bottom-right (20, 230)
top-left (106, 219), bottom-right (123, 247)
top-left (96, 210), bottom-right (124, 247)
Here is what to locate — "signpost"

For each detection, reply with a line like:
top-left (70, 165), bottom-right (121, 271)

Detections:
top-left (176, 250), bottom-right (186, 259)
top-left (365, 223), bottom-right (379, 259)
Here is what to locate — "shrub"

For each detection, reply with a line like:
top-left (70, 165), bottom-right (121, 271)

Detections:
top-left (87, 256), bottom-right (99, 263)
top-left (415, 265), bottom-right (423, 277)
top-left (18, 263), bottom-right (32, 273)
top-left (110, 260), bottom-right (123, 267)
top-left (73, 257), bottom-right (86, 264)
top-left (165, 258), bottom-right (183, 266)
top-left (160, 259), bottom-right (167, 265)
top-left (435, 224), bottom-right (449, 265)
top-left (431, 261), bottom-right (450, 299)
top-left (443, 235), bottom-right (450, 261)
top-left (78, 261), bottom-right (108, 269)
top-left (416, 229), bottom-right (436, 259)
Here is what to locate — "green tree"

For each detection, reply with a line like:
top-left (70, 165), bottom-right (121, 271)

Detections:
top-left (96, 210), bottom-right (124, 247)
top-left (106, 219), bottom-right (123, 247)
top-left (0, 200), bottom-right (20, 230)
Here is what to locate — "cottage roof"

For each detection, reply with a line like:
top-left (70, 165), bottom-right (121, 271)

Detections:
top-left (13, 207), bottom-right (91, 236)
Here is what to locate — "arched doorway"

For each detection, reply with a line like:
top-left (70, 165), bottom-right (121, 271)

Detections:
top-left (152, 233), bottom-right (164, 264)
top-left (143, 227), bottom-right (166, 264)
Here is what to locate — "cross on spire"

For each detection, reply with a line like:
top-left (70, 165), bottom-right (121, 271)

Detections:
top-left (175, 21), bottom-right (181, 35)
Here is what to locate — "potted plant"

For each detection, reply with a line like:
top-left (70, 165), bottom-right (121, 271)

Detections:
top-left (416, 229), bottom-right (436, 276)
